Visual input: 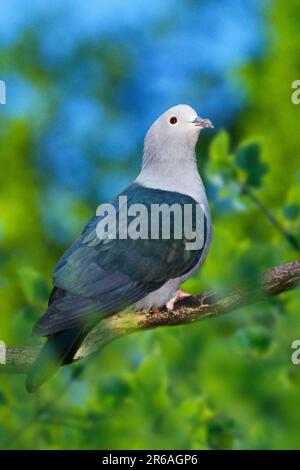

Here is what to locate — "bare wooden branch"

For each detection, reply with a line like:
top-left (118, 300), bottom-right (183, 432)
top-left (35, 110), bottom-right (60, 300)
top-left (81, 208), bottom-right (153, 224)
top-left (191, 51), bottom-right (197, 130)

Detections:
top-left (1, 259), bottom-right (300, 372)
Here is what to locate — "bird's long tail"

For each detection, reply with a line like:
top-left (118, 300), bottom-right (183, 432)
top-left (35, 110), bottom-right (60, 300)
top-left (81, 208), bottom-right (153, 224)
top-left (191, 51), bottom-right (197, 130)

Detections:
top-left (26, 326), bottom-right (89, 393)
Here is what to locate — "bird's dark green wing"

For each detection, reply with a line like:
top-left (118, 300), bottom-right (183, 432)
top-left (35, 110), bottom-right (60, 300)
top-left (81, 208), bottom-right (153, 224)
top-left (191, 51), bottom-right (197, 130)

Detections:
top-left (34, 184), bottom-right (207, 336)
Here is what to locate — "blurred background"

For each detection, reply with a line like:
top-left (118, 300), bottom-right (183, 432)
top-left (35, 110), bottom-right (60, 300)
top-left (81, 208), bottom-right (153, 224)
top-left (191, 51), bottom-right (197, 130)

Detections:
top-left (0, 0), bottom-right (300, 450)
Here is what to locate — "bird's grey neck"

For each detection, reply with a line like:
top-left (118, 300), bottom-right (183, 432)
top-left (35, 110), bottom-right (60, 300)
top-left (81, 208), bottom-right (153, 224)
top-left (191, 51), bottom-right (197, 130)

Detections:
top-left (135, 148), bottom-right (207, 204)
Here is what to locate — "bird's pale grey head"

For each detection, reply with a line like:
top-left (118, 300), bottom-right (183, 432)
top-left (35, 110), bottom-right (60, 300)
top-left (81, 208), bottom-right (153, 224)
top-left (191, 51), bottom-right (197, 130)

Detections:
top-left (143, 104), bottom-right (213, 165)
top-left (137, 105), bottom-right (213, 196)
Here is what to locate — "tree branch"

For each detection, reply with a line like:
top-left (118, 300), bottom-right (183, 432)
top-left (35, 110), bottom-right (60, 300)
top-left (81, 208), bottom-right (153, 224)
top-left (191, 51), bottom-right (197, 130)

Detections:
top-left (1, 259), bottom-right (300, 373)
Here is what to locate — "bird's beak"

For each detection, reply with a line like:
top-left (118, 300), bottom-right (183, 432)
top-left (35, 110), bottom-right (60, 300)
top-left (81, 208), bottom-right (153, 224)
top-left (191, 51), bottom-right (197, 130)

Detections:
top-left (192, 116), bottom-right (214, 129)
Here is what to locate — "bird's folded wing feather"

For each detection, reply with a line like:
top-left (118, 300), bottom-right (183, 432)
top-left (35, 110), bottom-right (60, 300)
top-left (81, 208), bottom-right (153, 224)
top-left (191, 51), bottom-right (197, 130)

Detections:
top-left (34, 184), bottom-right (207, 336)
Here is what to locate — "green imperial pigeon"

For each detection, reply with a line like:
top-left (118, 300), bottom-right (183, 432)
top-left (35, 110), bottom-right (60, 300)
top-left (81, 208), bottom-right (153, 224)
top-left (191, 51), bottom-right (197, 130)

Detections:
top-left (26, 104), bottom-right (213, 392)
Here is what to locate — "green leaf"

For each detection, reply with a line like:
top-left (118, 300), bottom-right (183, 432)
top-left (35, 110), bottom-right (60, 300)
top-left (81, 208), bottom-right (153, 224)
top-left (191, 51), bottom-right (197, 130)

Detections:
top-left (232, 326), bottom-right (275, 358)
top-left (207, 415), bottom-right (240, 450)
top-left (283, 203), bottom-right (300, 220)
top-left (18, 267), bottom-right (50, 304)
top-left (132, 355), bottom-right (169, 412)
top-left (207, 131), bottom-right (235, 184)
top-left (209, 130), bottom-right (230, 163)
top-left (0, 390), bottom-right (7, 405)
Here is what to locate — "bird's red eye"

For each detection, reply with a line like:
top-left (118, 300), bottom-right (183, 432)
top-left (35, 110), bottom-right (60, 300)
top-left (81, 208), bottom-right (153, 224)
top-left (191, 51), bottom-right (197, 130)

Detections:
top-left (169, 116), bottom-right (177, 125)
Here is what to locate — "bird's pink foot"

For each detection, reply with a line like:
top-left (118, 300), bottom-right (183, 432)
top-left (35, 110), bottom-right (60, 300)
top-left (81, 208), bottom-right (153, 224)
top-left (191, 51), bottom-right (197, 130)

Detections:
top-left (166, 290), bottom-right (191, 311)
top-left (176, 289), bottom-right (190, 300)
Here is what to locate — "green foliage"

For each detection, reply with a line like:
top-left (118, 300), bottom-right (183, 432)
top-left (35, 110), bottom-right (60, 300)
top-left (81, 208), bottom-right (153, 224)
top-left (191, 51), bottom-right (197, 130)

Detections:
top-left (18, 267), bottom-right (50, 304)
top-left (0, 0), bottom-right (300, 451)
